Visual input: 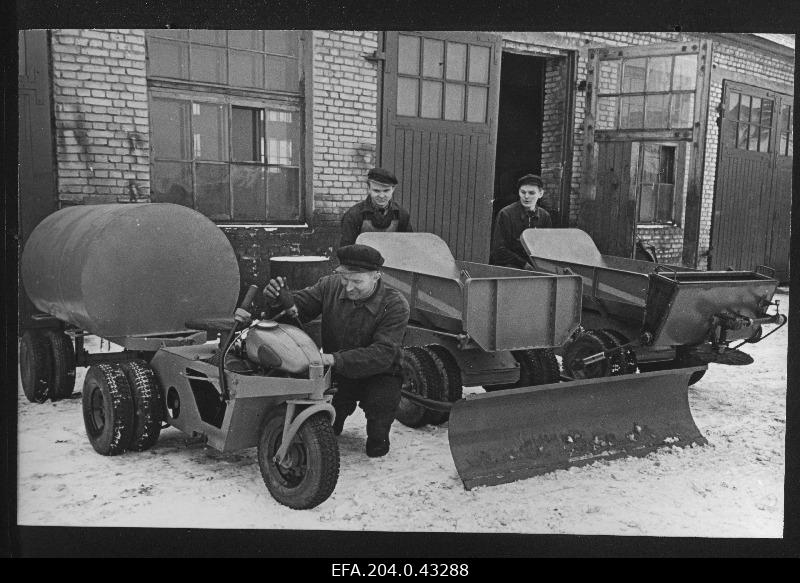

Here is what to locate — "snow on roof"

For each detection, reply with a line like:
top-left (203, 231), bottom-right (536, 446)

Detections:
top-left (750, 33), bottom-right (795, 49)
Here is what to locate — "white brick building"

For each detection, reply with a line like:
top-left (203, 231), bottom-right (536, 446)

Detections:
top-left (18, 30), bottom-right (793, 303)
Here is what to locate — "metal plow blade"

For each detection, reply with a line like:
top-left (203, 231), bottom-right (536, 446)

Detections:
top-left (448, 367), bottom-right (707, 489)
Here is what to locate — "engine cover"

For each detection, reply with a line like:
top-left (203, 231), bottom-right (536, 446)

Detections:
top-left (244, 321), bottom-right (322, 374)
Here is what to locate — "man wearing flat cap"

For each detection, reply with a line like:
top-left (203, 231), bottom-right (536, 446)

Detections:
top-left (263, 244), bottom-right (410, 458)
top-left (339, 167), bottom-right (413, 247)
top-left (489, 173), bottom-right (553, 269)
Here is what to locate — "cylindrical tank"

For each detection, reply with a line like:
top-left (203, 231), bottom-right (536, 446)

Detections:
top-left (269, 255), bottom-right (331, 290)
top-left (21, 203), bottom-right (241, 338)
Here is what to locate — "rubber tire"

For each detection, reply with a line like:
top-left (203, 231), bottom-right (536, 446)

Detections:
top-left (563, 329), bottom-right (613, 379)
top-left (517, 349), bottom-right (561, 385)
top-left (120, 360), bottom-right (163, 451)
top-left (82, 364), bottom-right (135, 456)
top-left (423, 345), bottom-right (463, 425)
top-left (19, 330), bottom-right (53, 403)
top-left (395, 346), bottom-right (445, 428)
top-left (484, 348), bottom-right (560, 392)
top-left (45, 330), bottom-right (76, 400)
top-left (257, 407), bottom-right (339, 510)
top-left (598, 329), bottom-right (638, 375)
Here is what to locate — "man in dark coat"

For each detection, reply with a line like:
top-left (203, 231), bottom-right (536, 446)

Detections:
top-left (489, 173), bottom-right (553, 269)
top-left (339, 167), bottom-right (413, 247)
top-left (263, 244), bottom-right (410, 458)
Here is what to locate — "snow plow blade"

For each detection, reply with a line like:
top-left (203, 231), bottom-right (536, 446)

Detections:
top-left (448, 367), bottom-right (707, 489)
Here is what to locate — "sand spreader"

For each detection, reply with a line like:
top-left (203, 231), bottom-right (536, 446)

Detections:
top-left (521, 228), bottom-right (786, 386)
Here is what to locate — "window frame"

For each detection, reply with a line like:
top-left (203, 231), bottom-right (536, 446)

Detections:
top-left (633, 141), bottom-right (685, 226)
top-left (145, 30), bottom-right (311, 225)
top-left (394, 32), bottom-right (493, 125)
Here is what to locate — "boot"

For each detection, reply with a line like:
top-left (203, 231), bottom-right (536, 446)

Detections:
top-left (366, 438), bottom-right (390, 457)
top-left (365, 417), bottom-right (392, 457)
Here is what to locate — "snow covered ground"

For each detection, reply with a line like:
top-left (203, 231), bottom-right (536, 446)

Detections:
top-left (16, 289), bottom-right (789, 539)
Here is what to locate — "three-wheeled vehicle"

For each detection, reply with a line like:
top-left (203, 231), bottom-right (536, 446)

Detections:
top-left (20, 203), bottom-right (340, 509)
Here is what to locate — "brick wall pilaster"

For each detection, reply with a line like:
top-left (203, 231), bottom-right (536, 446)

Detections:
top-left (51, 29), bottom-right (150, 203)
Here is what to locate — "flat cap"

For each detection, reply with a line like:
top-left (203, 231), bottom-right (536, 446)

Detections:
top-left (367, 167), bottom-right (398, 186)
top-left (335, 244), bottom-right (385, 272)
top-left (517, 174), bottom-right (543, 189)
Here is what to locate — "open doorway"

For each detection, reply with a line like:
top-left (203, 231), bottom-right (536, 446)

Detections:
top-left (492, 52), bottom-right (547, 222)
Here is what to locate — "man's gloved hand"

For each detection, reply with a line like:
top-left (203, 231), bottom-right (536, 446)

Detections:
top-left (263, 276), bottom-right (288, 306)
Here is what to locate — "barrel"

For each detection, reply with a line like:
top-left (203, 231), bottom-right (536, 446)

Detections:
top-left (21, 203), bottom-right (241, 338)
top-left (269, 255), bottom-right (331, 290)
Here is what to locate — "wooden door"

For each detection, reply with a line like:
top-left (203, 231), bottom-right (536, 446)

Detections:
top-left (711, 81), bottom-right (792, 281)
top-left (381, 31), bottom-right (502, 262)
top-left (581, 141), bottom-right (638, 258)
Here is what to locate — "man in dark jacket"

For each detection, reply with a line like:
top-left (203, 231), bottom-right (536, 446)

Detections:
top-left (339, 167), bottom-right (413, 247)
top-left (489, 174), bottom-right (553, 269)
top-left (263, 244), bottom-right (410, 458)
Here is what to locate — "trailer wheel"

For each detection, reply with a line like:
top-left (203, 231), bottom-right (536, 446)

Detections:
top-left (598, 329), bottom-right (638, 375)
top-left (424, 345), bottom-right (463, 425)
top-left (485, 349), bottom-right (560, 391)
top-left (19, 330), bottom-right (53, 403)
top-left (396, 347), bottom-right (445, 428)
top-left (44, 330), bottom-right (76, 400)
top-left (517, 349), bottom-right (561, 385)
top-left (82, 364), bottom-right (135, 456)
top-left (563, 329), bottom-right (615, 379)
top-left (120, 361), bottom-right (163, 451)
top-left (258, 407), bottom-right (339, 510)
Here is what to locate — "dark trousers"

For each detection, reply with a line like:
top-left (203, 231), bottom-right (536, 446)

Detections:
top-left (332, 373), bottom-right (402, 443)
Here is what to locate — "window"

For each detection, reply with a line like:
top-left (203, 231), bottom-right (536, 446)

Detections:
top-left (727, 90), bottom-right (775, 153)
top-left (150, 96), bottom-right (301, 221)
top-left (596, 53), bottom-right (697, 131)
top-left (146, 30), bottom-right (304, 223)
top-left (396, 34), bottom-right (490, 123)
top-left (636, 143), bottom-right (677, 224)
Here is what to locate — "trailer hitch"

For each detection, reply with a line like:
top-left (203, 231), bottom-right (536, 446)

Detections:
top-left (711, 299), bottom-right (786, 347)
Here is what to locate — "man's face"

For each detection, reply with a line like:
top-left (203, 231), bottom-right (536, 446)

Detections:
top-left (338, 270), bottom-right (380, 300)
top-left (368, 180), bottom-right (396, 208)
top-left (519, 184), bottom-right (544, 210)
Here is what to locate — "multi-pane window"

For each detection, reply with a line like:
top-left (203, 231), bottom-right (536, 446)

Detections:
top-left (636, 144), bottom-right (677, 224)
top-left (396, 34), bottom-right (490, 123)
top-left (596, 53), bottom-right (697, 130)
top-left (146, 30), bottom-right (304, 223)
top-left (150, 96), bottom-right (301, 221)
top-left (727, 90), bottom-right (775, 153)
top-left (147, 29), bottom-right (300, 92)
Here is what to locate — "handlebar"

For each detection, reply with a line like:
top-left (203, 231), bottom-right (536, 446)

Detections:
top-left (240, 284), bottom-right (260, 311)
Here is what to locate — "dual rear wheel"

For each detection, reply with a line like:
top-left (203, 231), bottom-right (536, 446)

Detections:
top-left (82, 360), bottom-right (163, 455)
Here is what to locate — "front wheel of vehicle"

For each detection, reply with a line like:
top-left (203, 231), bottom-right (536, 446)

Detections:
top-left (257, 407), bottom-right (340, 510)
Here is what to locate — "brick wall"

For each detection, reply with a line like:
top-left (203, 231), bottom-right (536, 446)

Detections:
top-left (311, 30), bottom-right (380, 226)
top-left (50, 29), bottom-right (150, 203)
